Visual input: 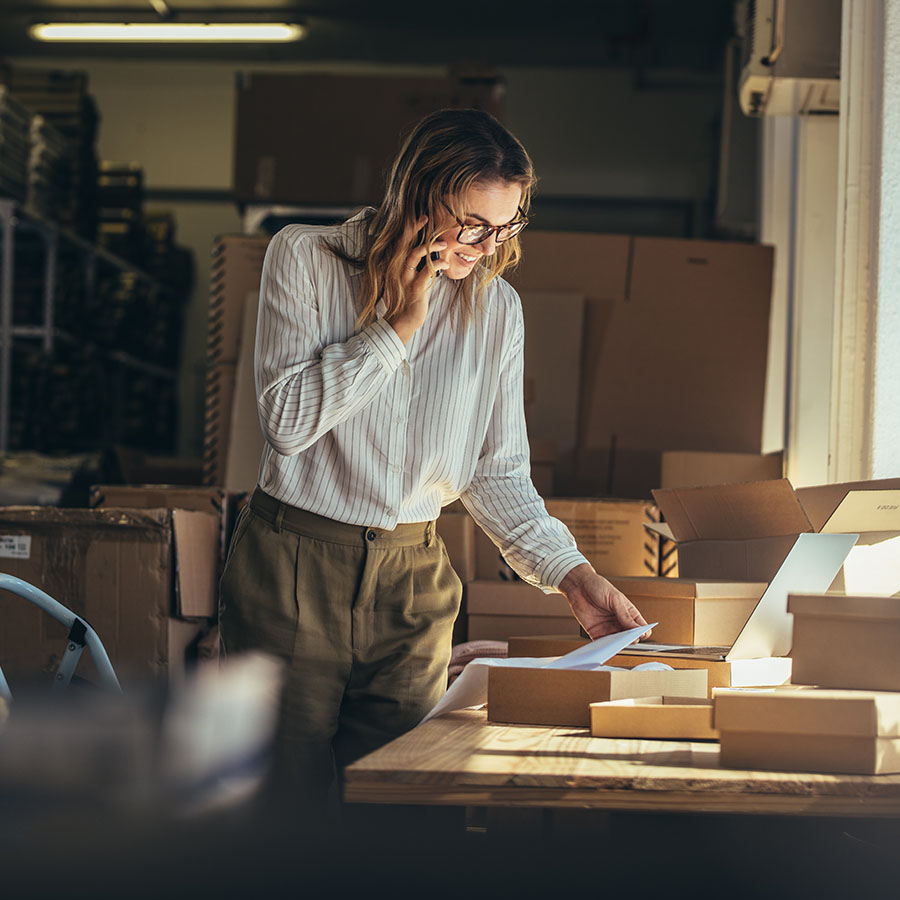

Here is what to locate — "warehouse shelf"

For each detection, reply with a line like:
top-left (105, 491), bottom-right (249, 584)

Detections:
top-left (0, 197), bottom-right (177, 452)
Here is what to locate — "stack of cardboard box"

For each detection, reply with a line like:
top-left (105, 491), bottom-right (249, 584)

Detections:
top-left (716, 591), bottom-right (900, 774)
top-left (446, 493), bottom-right (665, 644)
top-left (714, 512), bottom-right (900, 774)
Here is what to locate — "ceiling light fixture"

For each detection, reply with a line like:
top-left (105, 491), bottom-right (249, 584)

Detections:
top-left (28, 21), bottom-right (306, 43)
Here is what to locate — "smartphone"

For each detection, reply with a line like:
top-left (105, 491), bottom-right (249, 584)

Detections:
top-left (416, 250), bottom-right (442, 274)
top-left (413, 220), bottom-right (443, 276)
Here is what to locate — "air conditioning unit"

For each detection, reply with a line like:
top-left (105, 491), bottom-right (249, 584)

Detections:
top-left (737, 0), bottom-right (841, 116)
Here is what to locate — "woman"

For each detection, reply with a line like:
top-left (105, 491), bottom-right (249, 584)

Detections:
top-left (220, 108), bottom-right (649, 810)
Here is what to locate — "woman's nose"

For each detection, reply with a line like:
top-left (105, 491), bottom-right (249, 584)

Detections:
top-left (474, 233), bottom-right (499, 256)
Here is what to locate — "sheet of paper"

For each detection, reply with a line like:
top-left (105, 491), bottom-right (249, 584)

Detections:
top-left (421, 622), bottom-right (656, 724)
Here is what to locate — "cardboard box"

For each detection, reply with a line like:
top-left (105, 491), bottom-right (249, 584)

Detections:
top-left (521, 292), bottom-right (584, 478)
top-left (652, 477), bottom-right (900, 584)
top-left (436, 512), bottom-right (476, 583)
top-left (233, 71), bottom-right (504, 205)
top-left (590, 696), bottom-right (717, 741)
top-left (508, 233), bottom-right (774, 498)
top-left (544, 498), bottom-right (660, 577)
top-left (487, 665), bottom-right (708, 727)
top-left (608, 652), bottom-right (792, 696)
top-left (660, 451), bottom-right (784, 489)
top-left (508, 634), bottom-right (589, 658)
top-left (89, 485), bottom-right (245, 571)
top-left (606, 576), bottom-right (765, 645)
top-left (529, 438), bottom-right (558, 498)
top-left (466, 581), bottom-right (580, 641)
top-left (789, 593), bottom-right (900, 691)
top-left (202, 362), bottom-right (237, 487)
top-left (207, 235), bottom-right (270, 367)
top-left (0, 507), bottom-right (219, 688)
top-left (473, 526), bottom-right (519, 582)
top-left (715, 689), bottom-right (900, 775)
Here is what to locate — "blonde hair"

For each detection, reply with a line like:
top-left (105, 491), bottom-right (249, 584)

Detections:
top-left (330, 108), bottom-right (536, 328)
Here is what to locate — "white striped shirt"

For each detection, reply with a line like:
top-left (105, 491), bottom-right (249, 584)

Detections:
top-left (254, 210), bottom-right (589, 591)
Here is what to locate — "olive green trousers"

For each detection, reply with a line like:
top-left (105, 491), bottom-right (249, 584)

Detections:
top-left (219, 487), bottom-right (462, 813)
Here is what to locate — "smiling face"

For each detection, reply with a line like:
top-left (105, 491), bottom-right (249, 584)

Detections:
top-left (432, 180), bottom-right (524, 280)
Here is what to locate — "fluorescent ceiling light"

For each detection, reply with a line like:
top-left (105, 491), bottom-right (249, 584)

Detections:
top-left (28, 22), bottom-right (306, 43)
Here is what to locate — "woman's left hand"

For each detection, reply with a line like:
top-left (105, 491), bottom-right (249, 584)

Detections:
top-left (558, 563), bottom-right (651, 640)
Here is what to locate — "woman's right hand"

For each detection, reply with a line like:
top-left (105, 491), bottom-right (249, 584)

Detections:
top-left (388, 217), bottom-right (448, 344)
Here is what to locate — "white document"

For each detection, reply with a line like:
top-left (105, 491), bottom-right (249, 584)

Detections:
top-left (421, 623), bottom-right (657, 724)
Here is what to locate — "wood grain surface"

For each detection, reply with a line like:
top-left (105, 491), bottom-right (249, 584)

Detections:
top-left (343, 709), bottom-right (900, 817)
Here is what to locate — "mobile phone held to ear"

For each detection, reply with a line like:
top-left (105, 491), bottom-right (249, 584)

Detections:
top-left (416, 251), bottom-right (442, 275)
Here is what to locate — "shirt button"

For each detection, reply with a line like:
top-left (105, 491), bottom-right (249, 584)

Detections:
top-left (387, 509), bottom-right (397, 518)
top-left (366, 530), bottom-right (377, 541)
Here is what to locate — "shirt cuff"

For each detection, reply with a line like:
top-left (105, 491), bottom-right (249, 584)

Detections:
top-left (360, 318), bottom-right (407, 373)
top-left (536, 547), bottom-right (591, 593)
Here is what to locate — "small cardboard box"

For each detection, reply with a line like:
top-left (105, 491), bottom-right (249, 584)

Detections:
top-left (543, 498), bottom-right (660, 577)
top-left (605, 576), bottom-right (766, 645)
top-left (651, 477), bottom-right (900, 585)
top-left (466, 581), bottom-right (579, 641)
top-left (789, 593), bottom-right (900, 691)
top-left (436, 512), bottom-right (476, 583)
top-left (715, 689), bottom-right (900, 775)
top-left (590, 696), bottom-right (717, 741)
top-left (487, 665), bottom-right (708, 727)
top-left (0, 506), bottom-right (219, 688)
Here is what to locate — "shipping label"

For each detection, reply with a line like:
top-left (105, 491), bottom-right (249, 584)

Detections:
top-left (0, 534), bottom-right (31, 559)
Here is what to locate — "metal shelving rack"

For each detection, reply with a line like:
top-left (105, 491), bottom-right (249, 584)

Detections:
top-left (0, 197), bottom-right (176, 452)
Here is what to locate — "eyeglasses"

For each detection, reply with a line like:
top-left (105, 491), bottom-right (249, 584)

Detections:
top-left (451, 206), bottom-right (529, 245)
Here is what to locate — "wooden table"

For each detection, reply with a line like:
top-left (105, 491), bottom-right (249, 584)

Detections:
top-left (344, 708), bottom-right (900, 818)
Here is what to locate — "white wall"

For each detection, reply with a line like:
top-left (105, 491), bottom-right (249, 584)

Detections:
top-left (873, 1), bottom-right (900, 477)
top-left (789, 116), bottom-right (840, 487)
top-left (11, 58), bottom-right (724, 457)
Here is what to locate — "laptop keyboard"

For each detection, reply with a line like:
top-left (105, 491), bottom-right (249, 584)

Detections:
top-left (627, 644), bottom-right (729, 656)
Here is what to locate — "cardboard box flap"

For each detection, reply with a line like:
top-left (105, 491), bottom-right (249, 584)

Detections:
top-left (820, 489), bottom-right (900, 535)
top-left (652, 479), bottom-right (812, 542)
top-left (0, 506), bottom-right (171, 537)
top-left (795, 478), bottom-right (900, 532)
top-left (788, 593), bottom-right (900, 622)
top-left (171, 510), bottom-right (220, 618)
top-left (715, 690), bottom-right (900, 737)
top-left (90, 484), bottom-right (227, 517)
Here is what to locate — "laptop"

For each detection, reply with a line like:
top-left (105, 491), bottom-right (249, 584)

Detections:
top-left (620, 531), bottom-right (859, 662)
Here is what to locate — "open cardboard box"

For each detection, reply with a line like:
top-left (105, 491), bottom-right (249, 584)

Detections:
top-left (590, 696), bottom-right (717, 741)
top-left (789, 593), bottom-right (900, 691)
top-left (715, 689), bottom-right (900, 775)
top-left (650, 477), bottom-right (900, 587)
top-left (487, 665), bottom-right (707, 727)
